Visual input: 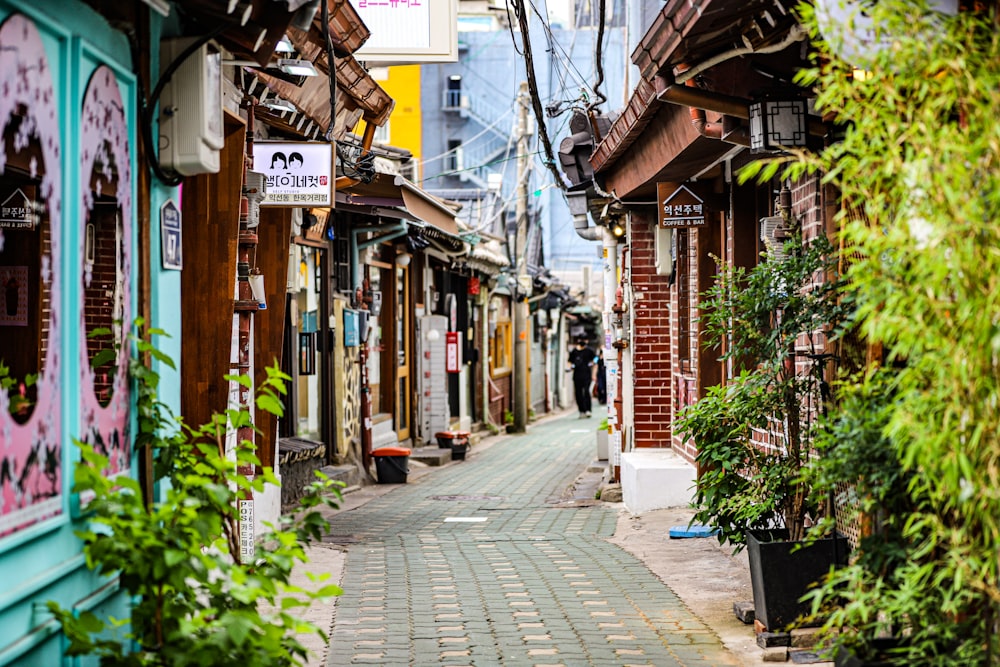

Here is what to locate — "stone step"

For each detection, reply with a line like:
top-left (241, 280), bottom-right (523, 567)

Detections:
top-left (408, 447), bottom-right (453, 467)
top-left (318, 464), bottom-right (361, 489)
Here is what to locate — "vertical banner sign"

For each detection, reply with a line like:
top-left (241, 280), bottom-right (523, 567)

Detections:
top-left (160, 199), bottom-right (182, 270)
top-left (238, 499), bottom-right (255, 563)
top-left (445, 331), bottom-right (460, 373)
top-left (656, 183), bottom-right (707, 228)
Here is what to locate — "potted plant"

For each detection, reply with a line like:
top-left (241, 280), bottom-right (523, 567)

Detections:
top-left (504, 409), bottom-right (515, 433)
top-left (675, 217), bottom-right (850, 631)
top-left (596, 416), bottom-right (609, 460)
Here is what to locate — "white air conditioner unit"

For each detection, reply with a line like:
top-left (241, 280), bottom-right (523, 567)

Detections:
top-left (760, 215), bottom-right (790, 261)
top-left (159, 39), bottom-right (224, 176)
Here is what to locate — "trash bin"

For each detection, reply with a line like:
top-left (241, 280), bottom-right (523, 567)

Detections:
top-left (435, 430), bottom-right (471, 460)
top-left (372, 446), bottom-right (411, 483)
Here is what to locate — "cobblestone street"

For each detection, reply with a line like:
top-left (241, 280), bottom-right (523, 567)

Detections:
top-left (321, 413), bottom-right (741, 666)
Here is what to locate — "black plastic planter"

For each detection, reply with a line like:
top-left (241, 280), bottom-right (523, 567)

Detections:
top-left (747, 529), bottom-right (849, 631)
top-left (372, 447), bottom-right (411, 484)
top-left (833, 639), bottom-right (904, 667)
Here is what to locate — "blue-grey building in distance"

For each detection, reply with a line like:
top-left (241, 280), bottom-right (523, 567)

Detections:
top-left (418, 0), bottom-right (630, 279)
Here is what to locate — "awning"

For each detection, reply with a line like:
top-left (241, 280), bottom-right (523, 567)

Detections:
top-left (338, 173), bottom-right (461, 238)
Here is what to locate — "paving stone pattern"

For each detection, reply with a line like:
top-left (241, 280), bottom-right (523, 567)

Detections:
top-left (325, 415), bottom-right (738, 666)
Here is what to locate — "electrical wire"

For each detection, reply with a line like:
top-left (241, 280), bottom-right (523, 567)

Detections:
top-left (589, 0), bottom-right (608, 109)
top-left (416, 105), bottom-right (515, 169)
top-left (510, 0), bottom-right (567, 187)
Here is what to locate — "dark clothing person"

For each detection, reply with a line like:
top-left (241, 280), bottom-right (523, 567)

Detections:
top-left (568, 343), bottom-right (595, 417)
top-left (595, 350), bottom-right (607, 405)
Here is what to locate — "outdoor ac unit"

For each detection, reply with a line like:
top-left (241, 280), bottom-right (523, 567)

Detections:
top-left (760, 215), bottom-right (789, 261)
top-left (158, 39), bottom-right (224, 175)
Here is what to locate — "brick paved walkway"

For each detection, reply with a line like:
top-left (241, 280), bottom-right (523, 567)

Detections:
top-left (324, 413), bottom-right (739, 666)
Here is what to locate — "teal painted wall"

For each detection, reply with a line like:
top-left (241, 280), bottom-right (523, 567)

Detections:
top-left (0, 1), bottom-right (179, 664)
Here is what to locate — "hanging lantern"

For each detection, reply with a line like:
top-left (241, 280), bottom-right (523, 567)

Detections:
top-left (748, 96), bottom-right (808, 153)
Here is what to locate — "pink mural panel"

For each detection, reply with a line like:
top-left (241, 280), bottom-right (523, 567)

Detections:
top-left (78, 66), bottom-right (132, 488)
top-left (0, 14), bottom-right (63, 537)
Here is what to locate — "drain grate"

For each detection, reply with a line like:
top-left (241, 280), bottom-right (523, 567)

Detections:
top-left (429, 494), bottom-right (505, 502)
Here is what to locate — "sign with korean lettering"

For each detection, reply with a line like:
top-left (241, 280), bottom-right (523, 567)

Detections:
top-left (446, 331), bottom-right (460, 373)
top-left (657, 183), bottom-right (706, 228)
top-left (253, 142), bottom-right (332, 207)
top-left (238, 499), bottom-right (254, 563)
top-left (0, 188), bottom-right (37, 229)
top-left (160, 199), bottom-right (183, 270)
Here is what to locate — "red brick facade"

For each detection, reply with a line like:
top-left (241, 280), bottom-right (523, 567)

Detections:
top-left (629, 209), bottom-right (675, 451)
top-left (624, 174), bottom-right (827, 466)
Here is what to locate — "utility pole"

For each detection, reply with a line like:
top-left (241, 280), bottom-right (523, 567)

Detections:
top-left (513, 81), bottom-right (530, 433)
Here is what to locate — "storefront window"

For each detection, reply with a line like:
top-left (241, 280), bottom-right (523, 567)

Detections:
top-left (0, 14), bottom-right (64, 536)
top-left (0, 130), bottom-right (49, 423)
top-left (77, 65), bottom-right (134, 485)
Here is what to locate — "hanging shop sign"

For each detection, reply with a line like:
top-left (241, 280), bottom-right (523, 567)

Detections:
top-left (656, 183), bottom-right (706, 228)
top-left (253, 142), bottom-right (332, 207)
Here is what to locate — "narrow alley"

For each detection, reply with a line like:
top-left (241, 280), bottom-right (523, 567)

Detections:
top-left (313, 412), bottom-right (742, 667)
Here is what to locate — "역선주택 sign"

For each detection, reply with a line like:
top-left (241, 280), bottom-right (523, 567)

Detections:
top-left (657, 182), bottom-right (706, 228)
top-left (253, 142), bottom-right (332, 207)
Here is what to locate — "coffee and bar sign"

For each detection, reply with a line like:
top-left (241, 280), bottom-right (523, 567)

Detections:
top-left (657, 182), bottom-right (706, 228)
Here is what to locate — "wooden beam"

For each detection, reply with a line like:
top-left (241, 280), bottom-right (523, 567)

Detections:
top-left (253, 208), bottom-right (292, 470)
top-left (180, 121), bottom-right (247, 431)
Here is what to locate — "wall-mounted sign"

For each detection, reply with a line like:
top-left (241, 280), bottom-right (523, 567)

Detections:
top-left (253, 142), bottom-right (332, 207)
top-left (160, 199), bottom-right (183, 270)
top-left (657, 183), bottom-right (706, 228)
top-left (0, 189), bottom-right (37, 229)
top-left (445, 331), bottom-right (460, 373)
top-left (355, 0), bottom-right (458, 63)
top-left (344, 309), bottom-right (360, 347)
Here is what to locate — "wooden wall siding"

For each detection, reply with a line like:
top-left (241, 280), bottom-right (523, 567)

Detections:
top-left (253, 208), bottom-right (292, 470)
top-left (180, 120), bottom-right (247, 431)
top-left (629, 210), bottom-right (674, 450)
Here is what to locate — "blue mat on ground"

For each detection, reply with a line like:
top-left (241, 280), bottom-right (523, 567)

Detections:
top-left (668, 524), bottom-right (719, 539)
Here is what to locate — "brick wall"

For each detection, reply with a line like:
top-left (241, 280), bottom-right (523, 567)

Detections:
top-left (748, 174), bottom-right (829, 454)
top-left (629, 209), bottom-right (673, 450)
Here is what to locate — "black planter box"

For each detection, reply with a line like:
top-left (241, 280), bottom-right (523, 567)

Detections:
top-left (833, 639), bottom-right (904, 667)
top-left (372, 447), bottom-right (411, 484)
top-left (747, 529), bottom-right (849, 631)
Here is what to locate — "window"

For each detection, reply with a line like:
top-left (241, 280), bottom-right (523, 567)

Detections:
top-left (446, 139), bottom-right (463, 173)
top-left (445, 75), bottom-right (462, 108)
top-left (488, 295), bottom-right (512, 375)
top-left (492, 320), bottom-right (512, 374)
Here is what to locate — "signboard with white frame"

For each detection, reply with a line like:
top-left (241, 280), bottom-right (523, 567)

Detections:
top-left (354, 0), bottom-right (458, 63)
top-left (253, 142), bottom-right (332, 207)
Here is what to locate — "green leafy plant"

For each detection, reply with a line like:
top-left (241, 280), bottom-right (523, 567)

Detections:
top-left (740, 2), bottom-right (1000, 662)
top-left (675, 227), bottom-right (848, 549)
top-left (597, 417), bottom-right (609, 430)
top-left (0, 360), bottom-right (36, 417)
top-left (48, 321), bottom-right (343, 666)
top-left (503, 409), bottom-right (514, 425)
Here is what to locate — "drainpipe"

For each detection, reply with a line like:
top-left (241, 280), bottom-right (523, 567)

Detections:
top-left (567, 190), bottom-right (600, 241)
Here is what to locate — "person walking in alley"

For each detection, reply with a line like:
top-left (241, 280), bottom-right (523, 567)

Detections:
top-left (568, 337), bottom-right (595, 418)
